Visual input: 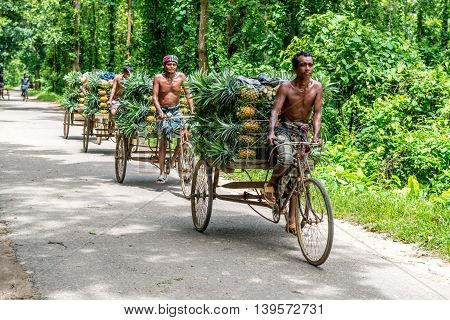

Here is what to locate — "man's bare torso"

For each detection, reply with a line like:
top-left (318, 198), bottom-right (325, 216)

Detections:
top-left (155, 72), bottom-right (186, 106)
top-left (113, 74), bottom-right (125, 98)
top-left (280, 79), bottom-right (321, 122)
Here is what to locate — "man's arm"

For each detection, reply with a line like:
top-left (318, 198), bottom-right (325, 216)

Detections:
top-left (152, 76), bottom-right (165, 119)
top-left (108, 75), bottom-right (119, 104)
top-left (181, 73), bottom-right (194, 113)
top-left (312, 83), bottom-right (323, 143)
top-left (267, 84), bottom-right (287, 144)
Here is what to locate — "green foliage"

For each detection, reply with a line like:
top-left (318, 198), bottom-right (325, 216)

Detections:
top-left (328, 184), bottom-right (450, 258)
top-left (61, 71), bottom-right (81, 112)
top-left (122, 73), bottom-right (153, 101)
top-left (83, 91), bottom-right (99, 116)
top-left (115, 99), bottom-right (151, 137)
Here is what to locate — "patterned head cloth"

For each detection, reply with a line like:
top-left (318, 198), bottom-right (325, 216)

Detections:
top-left (123, 65), bottom-right (132, 73)
top-left (163, 55), bottom-right (179, 65)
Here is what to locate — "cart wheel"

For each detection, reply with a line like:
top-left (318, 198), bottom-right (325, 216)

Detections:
top-left (115, 134), bottom-right (128, 183)
top-left (191, 159), bottom-right (214, 232)
top-left (63, 110), bottom-right (70, 139)
top-left (178, 142), bottom-right (196, 199)
top-left (165, 158), bottom-right (171, 175)
top-left (82, 118), bottom-right (91, 153)
top-left (295, 178), bottom-right (334, 266)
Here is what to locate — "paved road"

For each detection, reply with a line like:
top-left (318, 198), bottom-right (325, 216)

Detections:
top-left (0, 90), bottom-right (449, 299)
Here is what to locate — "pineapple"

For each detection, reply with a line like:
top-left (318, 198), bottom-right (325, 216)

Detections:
top-left (78, 103), bottom-right (85, 109)
top-left (180, 97), bottom-right (188, 106)
top-left (237, 105), bottom-right (256, 119)
top-left (181, 107), bottom-right (189, 114)
top-left (99, 109), bottom-right (108, 114)
top-left (99, 102), bottom-right (107, 108)
top-left (240, 86), bottom-right (259, 102)
top-left (99, 96), bottom-right (108, 103)
top-left (100, 80), bottom-right (110, 88)
top-left (79, 98), bottom-right (85, 103)
top-left (147, 125), bottom-right (155, 132)
top-left (238, 135), bottom-right (256, 145)
top-left (150, 105), bottom-right (156, 113)
top-left (239, 149), bottom-right (256, 159)
top-left (242, 120), bottom-right (260, 133)
top-left (146, 115), bottom-right (155, 122)
top-left (98, 90), bottom-right (107, 96)
top-left (79, 92), bottom-right (85, 98)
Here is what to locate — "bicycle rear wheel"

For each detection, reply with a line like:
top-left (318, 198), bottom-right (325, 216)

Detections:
top-left (63, 110), bottom-right (70, 139)
top-left (295, 177), bottom-right (333, 266)
top-left (178, 141), bottom-right (195, 199)
top-left (191, 159), bottom-right (214, 232)
top-left (115, 134), bottom-right (128, 183)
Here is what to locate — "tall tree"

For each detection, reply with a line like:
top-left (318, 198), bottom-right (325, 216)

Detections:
top-left (108, 0), bottom-right (116, 70)
top-left (417, 0), bottom-right (424, 41)
top-left (198, 0), bottom-right (209, 71)
top-left (442, 0), bottom-right (448, 48)
top-left (72, 0), bottom-right (81, 71)
top-left (88, 1), bottom-right (99, 69)
top-left (126, 0), bottom-right (133, 60)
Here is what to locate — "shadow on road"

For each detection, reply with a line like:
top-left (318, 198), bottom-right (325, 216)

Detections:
top-left (0, 139), bottom-right (394, 299)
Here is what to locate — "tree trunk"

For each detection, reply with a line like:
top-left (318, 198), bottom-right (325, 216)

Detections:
top-left (72, 0), bottom-right (81, 71)
top-left (91, 2), bottom-right (99, 68)
top-left (226, 13), bottom-right (233, 59)
top-left (442, 0), bottom-right (448, 48)
top-left (417, 1), bottom-right (424, 41)
top-left (108, 0), bottom-right (116, 70)
top-left (198, 0), bottom-right (209, 71)
top-left (126, 0), bottom-right (133, 60)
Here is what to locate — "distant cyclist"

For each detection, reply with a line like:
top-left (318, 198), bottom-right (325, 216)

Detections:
top-left (20, 74), bottom-right (31, 100)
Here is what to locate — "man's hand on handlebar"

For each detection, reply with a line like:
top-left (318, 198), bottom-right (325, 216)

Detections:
top-left (312, 136), bottom-right (323, 145)
top-left (267, 132), bottom-right (277, 145)
top-left (157, 112), bottom-right (166, 120)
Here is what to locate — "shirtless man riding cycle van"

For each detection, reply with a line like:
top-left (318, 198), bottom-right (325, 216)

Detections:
top-left (266, 51), bottom-right (323, 234)
top-left (108, 65), bottom-right (131, 115)
top-left (152, 55), bottom-right (194, 183)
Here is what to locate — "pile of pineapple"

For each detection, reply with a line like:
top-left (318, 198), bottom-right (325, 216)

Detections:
top-left (146, 101), bottom-right (156, 133)
top-left (237, 87), bottom-right (261, 160)
top-left (188, 69), bottom-right (287, 167)
top-left (97, 80), bottom-right (112, 115)
top-left (115, 72), bottom-right (154, 137)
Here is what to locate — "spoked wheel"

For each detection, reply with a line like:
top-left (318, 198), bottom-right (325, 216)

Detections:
top-left (63, 110), bottom-right (70, 139)
top-left (115, 134), bottom-right (128, 183)
top-left (190, 159), bottom-right (214, 232)
top-left (82, 118), bottom-right (91, 152)
top-left (178, 142), bottom-right (196, 199)
top-left (295, 178), bottom-right (333, 266)
top-left (165, 158), bottom-right (171, 175)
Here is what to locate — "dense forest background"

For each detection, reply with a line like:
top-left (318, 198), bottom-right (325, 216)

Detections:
top-left (1, 1), bottom-right (449, 253)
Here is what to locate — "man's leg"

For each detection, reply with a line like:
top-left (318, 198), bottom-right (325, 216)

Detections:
top-left (287, 192), bottom-right (298, 234)
top-left (170, 138), bottom-right (181, 167)
top-left (264, 134), bottom-right (294, 203)
top-left (157, 135), bottom-right (167, 182)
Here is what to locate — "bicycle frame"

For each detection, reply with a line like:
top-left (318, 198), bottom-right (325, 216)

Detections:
top-left (270, 141), bottom-right (320, 216)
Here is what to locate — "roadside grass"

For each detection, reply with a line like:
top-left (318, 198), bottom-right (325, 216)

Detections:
top-left (29, 89), bottom-right (62, 103)
top-left (327, 185), bottom-right (449, 258)
top-left (224, 169), bottom-right (450, 259)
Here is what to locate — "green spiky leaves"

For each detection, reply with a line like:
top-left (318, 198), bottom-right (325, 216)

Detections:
top-left (122, 73), bottom-right (153, 101)
top-left (115, 99), bottom-right (151, 137)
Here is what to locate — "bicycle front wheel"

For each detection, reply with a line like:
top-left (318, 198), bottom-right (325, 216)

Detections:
top-left (295, 177), bottom-right (333, 266)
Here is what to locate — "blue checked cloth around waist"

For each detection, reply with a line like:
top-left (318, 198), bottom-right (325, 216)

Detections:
top-left (156, 105), bottom-right (182, 141)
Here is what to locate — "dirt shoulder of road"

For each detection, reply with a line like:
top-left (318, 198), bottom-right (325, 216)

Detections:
top-left (0, 222), bottom-right (35, 299)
